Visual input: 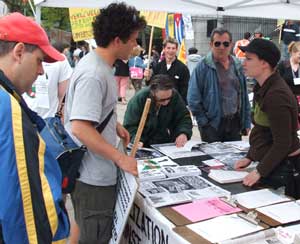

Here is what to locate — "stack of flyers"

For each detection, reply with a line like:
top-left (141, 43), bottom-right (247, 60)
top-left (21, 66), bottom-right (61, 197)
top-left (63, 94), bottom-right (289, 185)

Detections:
top-left (138, 156), bottom-right (178, 172)
top-left (161, 165), bottom-right (202, 177)
top-left (138, 169), bottom-right (166, 182)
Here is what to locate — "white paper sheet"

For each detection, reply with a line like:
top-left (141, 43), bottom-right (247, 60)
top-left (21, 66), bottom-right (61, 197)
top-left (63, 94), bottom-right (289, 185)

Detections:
top-left (234, 189), bottom-right (291, 209)
top-left (187, 214), bottom-right (264, 243)
top-left (208, 169), bottom-right (248, 184)
top-left (257, 201), bottom-right (300, 224)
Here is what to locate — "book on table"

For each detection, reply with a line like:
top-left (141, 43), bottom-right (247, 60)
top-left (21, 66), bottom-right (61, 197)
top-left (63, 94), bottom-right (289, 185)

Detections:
top-left (208, 169), bottom-right (248, 184)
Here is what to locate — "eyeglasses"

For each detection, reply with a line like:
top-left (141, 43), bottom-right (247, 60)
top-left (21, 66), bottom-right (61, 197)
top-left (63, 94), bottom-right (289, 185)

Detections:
top-left (155, 95), bottom-right (173, 102)
top-left (213, 41), bottom-right (230, 47)
top-left (153, 90), bottom-right (174, 103)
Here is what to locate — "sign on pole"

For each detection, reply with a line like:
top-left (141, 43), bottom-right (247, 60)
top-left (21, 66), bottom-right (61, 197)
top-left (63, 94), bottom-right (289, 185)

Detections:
top-left (69, 8), bottom-right (100, 42)
top-left (140, 10), bottom-right (167, 29)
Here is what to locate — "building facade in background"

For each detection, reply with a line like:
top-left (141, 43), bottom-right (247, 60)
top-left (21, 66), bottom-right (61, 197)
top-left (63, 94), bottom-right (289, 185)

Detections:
top-left (186, 15), bottom-right (277, 56)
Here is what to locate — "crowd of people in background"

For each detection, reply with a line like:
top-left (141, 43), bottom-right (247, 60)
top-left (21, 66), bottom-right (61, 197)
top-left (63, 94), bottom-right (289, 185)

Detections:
top-left (2, 3), bottom-right (300, 243)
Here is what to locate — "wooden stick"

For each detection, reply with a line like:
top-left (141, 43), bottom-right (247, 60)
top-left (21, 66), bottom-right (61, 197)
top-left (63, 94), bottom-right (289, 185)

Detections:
top-left (147, 26), bottom-right (155, 69)
top-left (278, 24), bottom-right (282, 45)
top-left (130, 98), bottom-right (151, 157)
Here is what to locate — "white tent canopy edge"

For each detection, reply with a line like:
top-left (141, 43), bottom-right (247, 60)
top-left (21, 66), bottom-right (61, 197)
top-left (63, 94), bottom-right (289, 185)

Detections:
top-left (34, 0), bottom-right (300, 20)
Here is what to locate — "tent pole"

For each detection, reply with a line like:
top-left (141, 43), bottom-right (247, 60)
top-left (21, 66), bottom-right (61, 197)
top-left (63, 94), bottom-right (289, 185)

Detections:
top-left (35, 6), bottom-right (41, 24)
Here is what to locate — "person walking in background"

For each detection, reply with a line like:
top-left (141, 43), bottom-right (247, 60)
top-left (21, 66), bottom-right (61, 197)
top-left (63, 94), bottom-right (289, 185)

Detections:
top-left (187, 47), bottom-right (201, 75)
top-left (115, 58), bottom-right (130, 104)
top-left (72, 47), bottom-right (82, 67)
top-left (128, 45), bottom-right (146, 93)
top-left (0, 12), bottom-right (69, 243)
top-left (233, 32), bottom-right (251, 62)
top-left (151, 45), bottom-right (160, 68)
top-left (234, 39), bottom-right (300, 199)
top-left (188, 27), bottom-right (251, 143)
top-left (64, 3), bottom-right (146, 244)
top-left (278, 41), bottom-right (300, 119)
top-left (253, 30), bottom-right (263, 39)
top-left (23, 41), bottom-right (73, 118)
top-left (281, 20), bottom-right (300, 60)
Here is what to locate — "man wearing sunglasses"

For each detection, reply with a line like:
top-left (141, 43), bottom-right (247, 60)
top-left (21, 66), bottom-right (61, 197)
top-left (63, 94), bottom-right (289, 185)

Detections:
top-left (124, 74), bottom-right (192, 148)
top-left (188, 27), bottom-right (251, 143)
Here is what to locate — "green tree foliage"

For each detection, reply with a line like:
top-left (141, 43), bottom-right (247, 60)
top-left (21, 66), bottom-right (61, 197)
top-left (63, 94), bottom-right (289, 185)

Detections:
top-left (4, 0), bottom-right (28, 13)
top-left (41, 7), bottom-right (70, 31)
top-left (3, 1), bottom-right (70, 31)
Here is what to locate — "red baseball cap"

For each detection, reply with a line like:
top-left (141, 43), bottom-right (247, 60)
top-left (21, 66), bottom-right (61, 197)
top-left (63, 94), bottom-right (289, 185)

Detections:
top-left (0, 12), bottom-right (64, 63)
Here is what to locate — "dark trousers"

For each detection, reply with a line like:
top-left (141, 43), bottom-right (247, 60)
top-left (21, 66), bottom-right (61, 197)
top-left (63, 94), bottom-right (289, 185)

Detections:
top-left (71, 181), bottom-right (117, 244)
top-left (199, 113), bottom-right (241, 143)
top-left (260, 155), bottom-right (300, 199)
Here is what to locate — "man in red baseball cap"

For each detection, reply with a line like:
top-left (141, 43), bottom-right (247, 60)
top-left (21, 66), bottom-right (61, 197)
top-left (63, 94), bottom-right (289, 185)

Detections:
top-left (0, 13), bottom-right (69, 243)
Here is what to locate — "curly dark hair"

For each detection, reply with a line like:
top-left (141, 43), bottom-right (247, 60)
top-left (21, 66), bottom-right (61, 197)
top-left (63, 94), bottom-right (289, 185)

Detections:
top-left (92, 2), bottom-right (146, 47)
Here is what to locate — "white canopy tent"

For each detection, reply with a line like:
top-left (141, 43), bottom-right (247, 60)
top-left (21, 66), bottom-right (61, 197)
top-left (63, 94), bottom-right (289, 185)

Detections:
top-left (34, 0), bottom-right (300, 20)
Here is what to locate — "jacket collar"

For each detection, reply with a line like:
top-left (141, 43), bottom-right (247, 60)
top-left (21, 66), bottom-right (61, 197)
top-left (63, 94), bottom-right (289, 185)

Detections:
top-left (204, 51), bottom-right (242, 71)
top-left (254, 72), bottom-right (280, 100)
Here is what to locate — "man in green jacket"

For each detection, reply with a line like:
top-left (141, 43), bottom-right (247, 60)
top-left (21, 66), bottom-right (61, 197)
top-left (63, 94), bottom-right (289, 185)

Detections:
top-left (124, 74), bottom-right (193, 148)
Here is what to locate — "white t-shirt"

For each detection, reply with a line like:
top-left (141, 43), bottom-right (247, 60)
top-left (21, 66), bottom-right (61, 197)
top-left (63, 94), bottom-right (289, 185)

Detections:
top-left (23, 58), bottom-right (73, 118)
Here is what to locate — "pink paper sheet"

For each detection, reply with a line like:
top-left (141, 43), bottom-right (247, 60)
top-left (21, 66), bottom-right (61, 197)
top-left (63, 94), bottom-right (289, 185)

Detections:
top-left (171, 197), bottom-right (241, 222)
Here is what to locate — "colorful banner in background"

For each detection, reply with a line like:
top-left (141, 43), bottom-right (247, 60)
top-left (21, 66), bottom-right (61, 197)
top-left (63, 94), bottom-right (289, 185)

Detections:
top-left (140, 10), bottom-right (167, 28)
top-left (69, 8), bottom-right (100, 42)
top-left (165, 13), bottom-right (187, 64)
top-left (178, 39), bottom-right (187, 64)
top-left (174, 13), bottom-right (184, 45)
top-left (183, 14), bottom-right (194, 40)
top-left (165, 14), bottom-right (175, 38)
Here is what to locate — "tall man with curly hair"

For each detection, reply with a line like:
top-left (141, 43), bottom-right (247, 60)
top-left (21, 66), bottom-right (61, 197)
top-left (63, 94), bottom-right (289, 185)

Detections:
top-left (64, 3), bottom-right (146, 244)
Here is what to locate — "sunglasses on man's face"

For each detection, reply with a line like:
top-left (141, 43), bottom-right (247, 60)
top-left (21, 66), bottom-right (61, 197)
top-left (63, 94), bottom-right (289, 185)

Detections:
top-left (155, 95), bottom-right (173, 103)
top-left (213, 41), bottom-right (230, 47)
top-left (152, 90), bottom-right (174, 103)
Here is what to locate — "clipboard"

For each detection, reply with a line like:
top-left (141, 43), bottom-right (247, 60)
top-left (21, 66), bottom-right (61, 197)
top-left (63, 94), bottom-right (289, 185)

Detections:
top-left (174, 226), bottom-right (211, 244)
top-left (254, 200), bottom-right (300, 227)
top-left (173, 214), bottom-right (268, 244)
top-left (159, 197), bottom-right (242, 226)
top-left (231, 189), bottom-right (292, 211)
top-left (160, 206), bottom-right (192, 226)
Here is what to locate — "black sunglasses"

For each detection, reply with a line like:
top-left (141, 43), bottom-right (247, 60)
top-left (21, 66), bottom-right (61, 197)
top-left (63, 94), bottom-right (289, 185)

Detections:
top-left (214, 41), bottom-right (230, 47)
top-left (152, 90), bottom-right (174, 102)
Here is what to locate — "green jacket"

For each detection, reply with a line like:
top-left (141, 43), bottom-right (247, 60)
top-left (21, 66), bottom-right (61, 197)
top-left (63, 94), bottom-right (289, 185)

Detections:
top-left (124, 87), bottom-right (193, 147)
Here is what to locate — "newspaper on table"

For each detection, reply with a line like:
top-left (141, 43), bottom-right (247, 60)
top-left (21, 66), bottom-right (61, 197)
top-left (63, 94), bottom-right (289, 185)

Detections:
top-left (137, 156), bottom-right (178, 172)
top-left (199, 142), bottom-right (241, 156)
top-left (161, 165), bottom-right (201, 177)
top-left (224, 140), bottom-right (250, 151)
top-left (276, 223), bottom-right (300, 244)
top-left (151, 140), bottom-right (206, 159)
top-left (137, 156), bottom-right (179, 181)
top-left (202, 158), bottom-right (225, 168)
top-left (213, 152), bottom-right (247, 168)
top-left (139, 175), bottom-right (230, 208)
top-left (138, 168), bottom-right (166, 182)
top-left (127, 144), bottom-right (163, 159)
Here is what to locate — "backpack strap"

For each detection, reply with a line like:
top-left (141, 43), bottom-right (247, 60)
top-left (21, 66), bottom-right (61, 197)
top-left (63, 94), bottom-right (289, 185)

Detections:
top-left (96, 109), bottom-right (114, 133)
